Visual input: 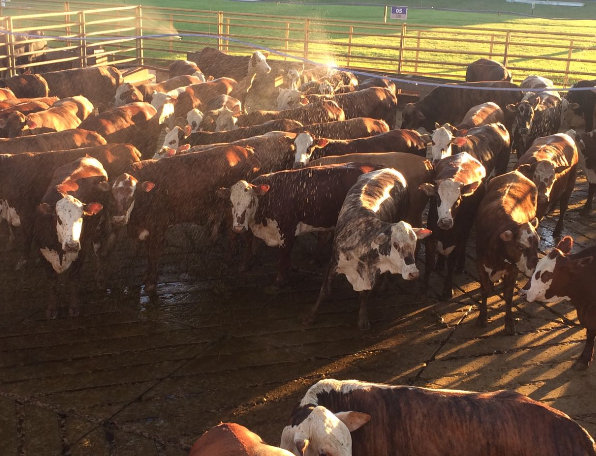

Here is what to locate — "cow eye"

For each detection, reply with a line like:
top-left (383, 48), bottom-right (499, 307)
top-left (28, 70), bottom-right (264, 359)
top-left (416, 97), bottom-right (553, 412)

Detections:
top-left (404, 255), bottom-right (415, 265)
top-left (57, 217), bottom-right (63, 225)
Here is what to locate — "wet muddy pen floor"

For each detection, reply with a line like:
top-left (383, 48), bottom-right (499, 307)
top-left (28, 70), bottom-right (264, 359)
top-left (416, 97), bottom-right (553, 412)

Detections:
top-left (2, 156), bottom-right (596, 455)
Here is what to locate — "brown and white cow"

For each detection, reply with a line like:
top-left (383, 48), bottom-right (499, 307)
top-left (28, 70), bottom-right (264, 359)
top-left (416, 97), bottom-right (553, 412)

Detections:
top-left (456, 102), bottom-right (505, 130)
top-left (235, 100), bottom-right (345, 128)
top-left (401, 81), bottom-right (522, 132)
top-left (173, 77), bottom-right (238, 119)
top-left (0, 128), bottom-right (106, 154)
top-left (3, 101), bottom-right (85, 137)
top-left (217, 163), bottom-right (379, 284)
top-left (289, 117), bottom-right (389, 139)
top-left (0, 73), bottom-right (49, 98)
top-left (307, 168), bottom-right (431, 329)
top-left (168, 59), bottom-right (202, 78)
top-left (188, 47), bottom-right (270, 82)
top-left (280, 378), bottom-right (596, 456)
top-left (465, 58), bottom-right (512, 83)
top-left (475, 170), bottom-right (540, 334)
top-left (292, 129), bottom-right (428, 167)
top-left (114, 74), bottom-right (204, 106)
top-left (189, 423), bottom-right (294, 456)
top-left (574, 129), bottom-right (596, 215)
top-left (521, 236), bottom-right (596, 370)
top-left (515, 132), bottom-right (578, 236)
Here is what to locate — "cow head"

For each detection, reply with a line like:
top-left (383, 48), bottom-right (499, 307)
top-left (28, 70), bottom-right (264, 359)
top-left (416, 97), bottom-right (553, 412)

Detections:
top-left (156, 125), bottom-right (191, 159)
top-left (319, 80), bottom-right (334, 95)
top-left (429, 123), bottom-right (455, 163)
top-left (509, 96), bottom-right (540, 135)
top-left (38, 195), bottom-right (103, 253)
top-left (217, 180), bottom-right (269, 233)
top-left (373, 221), bottom-right (431, 280)
top-left (280, 406), bottom-right (370, 456)
top-left (249, 50), bottom-right (271, 76)
top-left (110, 173), bottom-right (155, 226)
top-left (215, 107), bottom-right (239, 132)
top-left (401, 103), bottom-right (426, 129)
top-left (533, 160), bottom-right (557, 209)
top-left (562, 101), bottom-right (585, 130)
top-left (293, 132), bottom-right (329, 168)
top-left (191, 70), bottom-right (207, 83)
top-left (186, 108), bottom-right (204, 133)
top-left (4, 111), bottom-right (27, 137)
top-left (114, 83), bottom-right (142, 106)
top-left (277, 89), bottom-right (308, 111)
top-left (150, 91), bottom-right (171, 111)
top-left (500, 219), bottom-right (540, 277)
top-left (285, 66), bottom-right (303, 90)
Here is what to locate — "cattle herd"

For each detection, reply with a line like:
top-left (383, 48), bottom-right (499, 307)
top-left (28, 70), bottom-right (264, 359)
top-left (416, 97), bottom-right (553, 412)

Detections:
top-left (1, 49), bottom-right (596, 454)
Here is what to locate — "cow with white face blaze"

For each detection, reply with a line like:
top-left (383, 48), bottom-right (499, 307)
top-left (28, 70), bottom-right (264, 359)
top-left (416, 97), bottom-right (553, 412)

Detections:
top-left (307, 168), bottom-right (431, 330)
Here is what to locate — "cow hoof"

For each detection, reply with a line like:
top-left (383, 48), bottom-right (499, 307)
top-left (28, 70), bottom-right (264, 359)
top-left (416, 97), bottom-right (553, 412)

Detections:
top-left (440, 288), bottom-right (453, 300)
top-left (46, 308), bottom-right (58, 320)
top-left (358, 319), bottom-right (371, 331)
top-left (573, 360), bottom-right (590, 371)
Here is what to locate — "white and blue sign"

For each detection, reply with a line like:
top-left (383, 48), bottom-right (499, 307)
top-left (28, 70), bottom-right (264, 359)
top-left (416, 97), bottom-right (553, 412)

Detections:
top-left (390, 6), bottom-right (408, 20)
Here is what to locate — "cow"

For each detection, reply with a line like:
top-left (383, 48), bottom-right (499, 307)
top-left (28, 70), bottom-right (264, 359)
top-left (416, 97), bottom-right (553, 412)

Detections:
top-left (456, 102), bottom-right (505, 130)
top-left (0, 88), bottom-right (16, 100)
top-left (507, 90), bottom-right (562, 158)
top-left (188, 47), bottom-right (270, 82)
top-left (235, 100), bottom-right (345, 128)
top-left (0, 100), bottom-right (55, 136)
top-left (3, 101), bottom-right (84, 137)
top-left (520, 75), bottom-right (554, 90)
top-left (521, 236), bottom-right (596, 370)
top-left (516, 132), bottom-right (578, 236)
top-left (0, 73), bottom-right (49, 98)
top-left (217, 163), bottom-right (379, 284)
top-left (109, 145), bottom-right (261, 292)
top-left (306, 168), bottom-right (431, 329)
top-left (357, 77), bottom-right (397, 96)
top-left (465, 58), bottom-right (512, 82)
top-left (475, 170), bottom-right (540, 334)
top-left (564, 79), bottom-right (596, 131)
top-left (574, 129), bottom-right (596, 216)
top-left (40, 66), bottom-right (122, 110)
top-left (0, 128), bottom-right (106, 154)
top-left (173, 77), bottom-right (238, 119)
top-left (292, 129), bottom-right (428, 168)
top-left (194, 95), bottom-right (243, 132)
top-left (280, 378), bottom-right (596, 456)
top-left (114, 74), bottom-right (204, 106)
top-left (33, 157), bottom-right (108, 318)
top-left (289, 117), bottom-right (390, 139)
top-left (0, 96), bottom-right (58, 109)
top-left (168, 59), bottom-right (202, 78)
top-left (400, 81), bottom-right (522, 132)
top-left (419, 152), bottom-right (487, 299)
top-left (189, 423), bottom-right (294, 456)
top-left (52, 95), bottom-right (95, 121)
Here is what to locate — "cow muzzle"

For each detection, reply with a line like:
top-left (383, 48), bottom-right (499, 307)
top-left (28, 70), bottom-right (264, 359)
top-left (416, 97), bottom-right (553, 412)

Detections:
top-left (232, 225), bottom-right (247, 234)
top-left (64, 240), bottom-right (81, 252)
top-left (437, 218), bottom-right (454, 230)
top-left (293, 162), bottom-right (306, 169)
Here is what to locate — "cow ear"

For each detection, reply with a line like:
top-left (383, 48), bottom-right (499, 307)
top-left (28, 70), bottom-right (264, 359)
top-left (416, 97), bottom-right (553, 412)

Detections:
top-left (434, 122), bottom-right (440, 130)
top-left (450, 136), bottom-right (467, 147)
top-left (418, 182), bottom-right (436, 197)
top-left (83, 202), bottom-right (103, 216)
top-left (216, 187), bottom-right (231, 199)
top-left (26, 118), bottom-right (38, 129)
top-left (37, 202), bottom-right (53, 215)
top-left (461, 180), bottom-right (480, 197)
top-left (254, 184), bottom-right (270, 196)
top-left (532, 96), bottom-right (541, 108)
top-left (413, 227), bottom-right (432, 240)
top-left (500, 230), bottom-right (514, 242)
top-left (315, 138), bottom-right (328, 148)
top-left (335, 411), bottom-right (371, 432)
top-left (56, 180), bottom-right (79, 194)
top-left (569, 102), bottom-right (580, 110)
top-left (556, 236), bottom-right (574, 254)
top-left (575, 256), bottom-right (594, 268)
top-left (183, 124), bottom-right (192, 137)
top-left (141, 181), bottom-right (155, 192)
top-left (530, 217), bottom-right (539, 229)
top-left (506, 103), bottom-right (517, 112)
top-left (164, 147), bottom-right (176, 157)
top-left (516, 164), bottom-right (532, 177)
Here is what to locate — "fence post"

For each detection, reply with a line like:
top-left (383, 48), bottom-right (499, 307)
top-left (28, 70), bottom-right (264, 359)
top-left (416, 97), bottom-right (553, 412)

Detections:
top-left (78, 11), bottom-right (86, 68)
top-left (397, 23), bottom-right (406, 74)
top-left (564, 39), bottom-right (574, 87)
top-left (285, 22), bottom-right (290, 61)
top-left (384, 5), bottom-right (388, 23)
top-left (347, 26), bottom-right (353, 67)
top-left (503, 31), bottom-right (511, 68)
top-left (217, 11), bottom-right (224, 51)
top-left (5, 17), bottom-right (16, 77)
top-left (169, 14), bottom-right (174, 53)
top-left (304, 18), bottom-right (310, 62)
top-left (65, 2), bottom-right (71, 48)
top-left (136, 5), bottom-right (144, 66)
top-left (225, 18), bottom-right (230, 53)
top-left (414, 29), bottom-right (421, 74)
top-left (489, 34), bottom-right (494, 60)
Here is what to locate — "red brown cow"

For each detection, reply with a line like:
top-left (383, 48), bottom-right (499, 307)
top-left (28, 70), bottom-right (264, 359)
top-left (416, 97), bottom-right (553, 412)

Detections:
top-left (0, 96), bottom-right (58, 109)
top-left (189, 423), bottom-right (293, 456)
top-left (516, 132), bottom-right (578, 236)
top-left (168, 59), bottom-right (202, 79)
top-left (465, 58), bottom-right (512, 82)
top-left (114, 74), bottom-right (204, 106)
top-left (475, 170), bottom-right (540, 334)
top-left (217, 163), bottom-right (380, 284)
top-left (173, 78), bottom-right (238, 119)
top-left (0, 87), bottom-right (16, 100)
top-left (235, 100), bottom-right (345, 127)
top-left (0, 128), bottom-right (106, 154)
top-left (290, 117), bottom-right (389, 139)
top-left (401, 81), bottom-right (522, 132)
top-left (109, 145), bottom-right (261, 291)
top-left (292, 129), bottom-right (428, 167)
top-left (456, 102), bottom-right (505, 130)
top-left (281, 379), bottom-right (596, 456)
top-left (188, 47), bottom-right (270, 82)
top-left (0, 73), bottom-right (49, 98)
top-left (522, 236), bottom-right (596, 370)
top-left (4, 101), bottom-right (84, 137)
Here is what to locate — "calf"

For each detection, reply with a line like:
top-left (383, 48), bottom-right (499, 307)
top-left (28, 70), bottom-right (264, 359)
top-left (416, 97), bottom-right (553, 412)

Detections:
top-left (521, 236), bottom-right (596, 370)
top-left (190, 423), bottom-right (294, 456)
top-left (0, 73), bottom-right (49, 98)
top-left (292, 129), bottom-right (427, 167)
top-left (465, 58), bottom-right (512, 82)
top-left (289, 117), bottom-right (389, 139)
top-left (4, 101), bottom-right (83, 137)
top-left (516, 132), bottom-right (578, 236)
top-left (114, 74), bottom-right (203, 106)
top-left (173, 77), bottom-right (238, 119)
top-left (168, 59), bottom-right (201, 78)
top-left (307, 168), bottom-right (431, 329)
top-left (574, 129), bottom-right (596, 215)
top-left (281, 378), bottom-right (596, 456)
top-left (218, 163), bottom-right (379, 284)
top-left (235, 100), bottom-right (345, 127)
top-left (401, 81), bottom-right (522, 132)
top-left (0, 128), bottom-right (106, 154)
top-left (475, 170), bottom-right (540, 334)
top-left (34, 157), bottom-right (107, 318)
top-left (456, 102), bottom-right (504, 130)
top-left (564, 79), bottom-right (596, 131)
top-left (110, 145), bottom-right (261, 291)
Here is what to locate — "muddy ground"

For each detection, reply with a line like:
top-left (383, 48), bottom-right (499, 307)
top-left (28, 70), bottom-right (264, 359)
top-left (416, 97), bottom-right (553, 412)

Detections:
top-left (1, 131), bottom-right (596, 454)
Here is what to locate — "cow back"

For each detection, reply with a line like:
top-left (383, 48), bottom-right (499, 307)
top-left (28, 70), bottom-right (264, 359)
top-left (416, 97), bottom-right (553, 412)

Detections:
top-left (0, 128), bottom-right (106, 154)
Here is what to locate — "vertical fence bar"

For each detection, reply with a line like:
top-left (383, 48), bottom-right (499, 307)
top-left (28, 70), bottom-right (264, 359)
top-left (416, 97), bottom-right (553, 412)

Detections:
top-left (347, 25), bottom-right (353, 67)
top-left (136, 6), bottom-right (144, 66)
top-left (64, 2), bottom-right (71, 48)
top-left (414, 29), bottom-right (421, 74)
top-left (78, 11), bottom-right (86, 68)
top-left (217, 11), bottom-right (223, 50)
top-left (169, 14), bottom-right (174, 52)
top-left (225, 18), bottom-right (230, 53)
top-left (503, 31), bottom-right (511, 68)
top-left (304, 18), bottom-right (310, 61)
top-left (397, 22), bottom-right (406, 74)
top-left (6, 17), bottom-right (15, 77)
top-left (564, 39), bottom-right (574, 87)
top-left (284, 22), bottom-right (290, 61)
top-left (489, 34), bottom-right (494, 60)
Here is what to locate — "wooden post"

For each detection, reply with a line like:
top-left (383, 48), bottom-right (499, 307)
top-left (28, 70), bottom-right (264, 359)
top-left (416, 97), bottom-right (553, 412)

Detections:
top-left (136, 5), bottom-right (144, 66)
top-left (5, 17), bottom-right (15, 76)
top-left (169, 14), bottom-right (174, 53)
top-left (65, 2), bottom-right (71, 47)
top-left (347, 26), bottom-right (353, 67)
top-left (489, 34), bottom-right (494, 60)
top-left (397, 23), bottom-right (406, 74)
top-left (217, 11), bottom-right (224, 51)
top-left (414, 29), bottom-right (421, 74)
top-left (304, 18), bottom-right (310, 61)
top-left (78, 11), bottom-right (86, 68)
top-left (564, 39), bottom-right (574, 87)
top-left (384, 5), bottom-right (388, 23)
top-left (225, 18), bottom-right (230, 53)
top-left (503, 31), bottom-right (511, 68)
top-left (285, 22), bottom-right (290, 61)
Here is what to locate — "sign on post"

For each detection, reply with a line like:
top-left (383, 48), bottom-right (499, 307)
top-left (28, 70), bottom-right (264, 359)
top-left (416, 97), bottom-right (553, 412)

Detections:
top-left (390, 6), bottom-right (408, 20)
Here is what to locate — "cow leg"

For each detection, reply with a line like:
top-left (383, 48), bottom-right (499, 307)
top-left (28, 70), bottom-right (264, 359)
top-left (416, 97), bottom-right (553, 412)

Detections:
top-left (46, 276), bottom-right (59, 320)
top-left (422, 238), bottom-right (436, 295)
top-left (575, 329), bottom-right (596, 370)
top-left (304, 258), bottom-right (337, 325)
top-left (238, 231), bottom-right (255, 272)
top-left (476, 262), bottom-right (491, 327)
top-left (503, 270), bottom-right (518, 335)
top-left (144, 233), bottom-right (165, 294)
top-left (275, 237), bottom-right (295, 286)
top-left (554, 168), bottom-right (577, 236)
top-left (580, 183), bottom-right (596, 217)
top-left (358, 290), bottom-right (372, 330)
top-left (441, 252), bottom-right (457, 300)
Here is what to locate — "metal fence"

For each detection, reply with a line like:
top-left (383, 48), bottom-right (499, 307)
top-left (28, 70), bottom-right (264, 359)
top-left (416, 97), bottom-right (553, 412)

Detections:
top-left (1, 0), bottom-right (595, 85)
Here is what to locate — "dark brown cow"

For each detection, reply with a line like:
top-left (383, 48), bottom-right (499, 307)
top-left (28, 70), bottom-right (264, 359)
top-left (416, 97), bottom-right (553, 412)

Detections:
top-left (0, 73), bottom-right (49, 98)
top-left (0, 128), bottom-right (106, 154)
top-left (456, 102), bottom-right (505, 130)
top-left (188, 47), bottom-right (269, 82)
top-left (401, 81), bottom-right (522, 132)
top-left (41, 66), bottom-right (122, 110)
top-left (189, 423), bottom-right (293, 456)
top-left (114, 74), bottom-right (203, 106)
top-left (289, 117), bottom-right (390, 139)
top-left (357, 77), bottom-right (397, 96)
top-left (516, 132), bottom-right (578, 236)
top-left (574, 129), bottom-right (596, 215)
top-left (168, 59), bottom-right (202, 79)
top-left (235, 100), bottom-right (345, 127)
top-left (475, 170), bottom-right (539, 334)
top-left (564, 79), bottom-right (596, 131)
top-left (4, 101), bottom-right (84, 137)
top-left (173, 78), bottom-right (237, 119)
top-left (465, 58), bottom-right (512, 82)
top-left (281, 379), bottom-right (596, 456)
top-left (218, 163), bottom-right (380, 284)
top-left (292, 129), bottom-right (428, 167)
top-left (522, 236), bottom-right (596, 370)
top-left (109, 145), bottom-right (261, 291)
